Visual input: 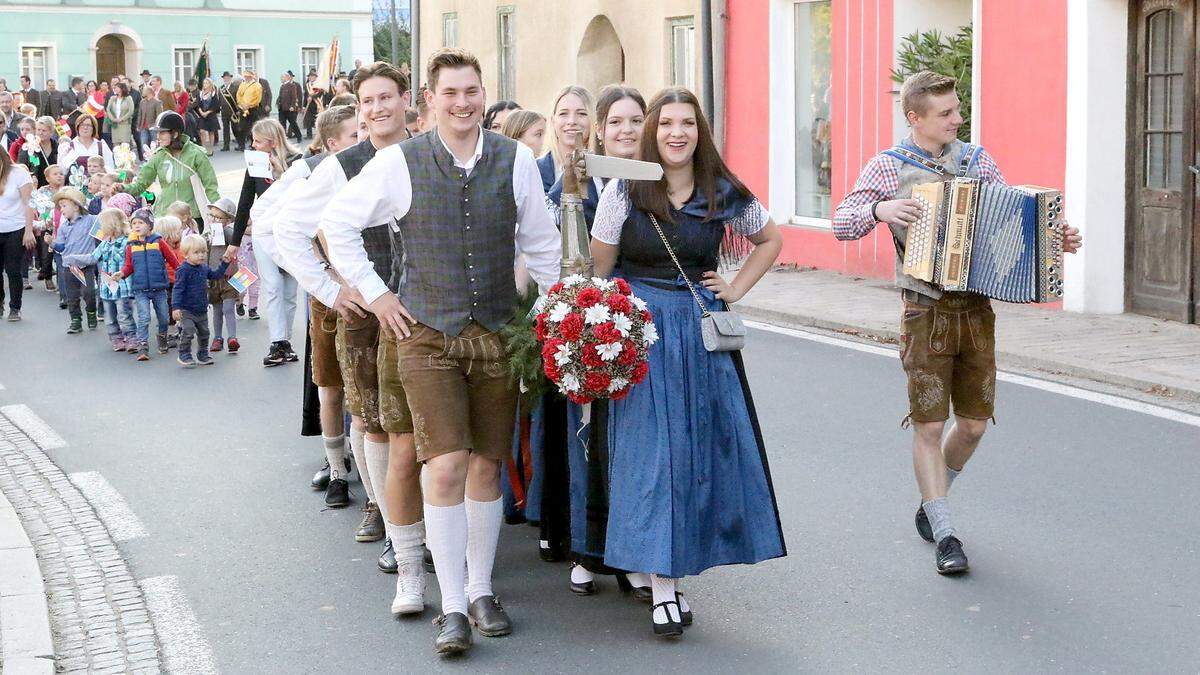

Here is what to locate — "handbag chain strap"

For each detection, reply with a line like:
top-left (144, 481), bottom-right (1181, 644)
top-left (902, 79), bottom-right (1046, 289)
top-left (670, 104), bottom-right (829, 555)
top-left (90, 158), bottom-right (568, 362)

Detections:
top-left (646, 212), bottom-right (711, 318)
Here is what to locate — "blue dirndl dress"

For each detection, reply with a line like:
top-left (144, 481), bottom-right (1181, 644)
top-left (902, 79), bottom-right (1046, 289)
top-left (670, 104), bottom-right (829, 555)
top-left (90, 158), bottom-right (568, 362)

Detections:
top-left (598, 179), bottom-right (786, 578)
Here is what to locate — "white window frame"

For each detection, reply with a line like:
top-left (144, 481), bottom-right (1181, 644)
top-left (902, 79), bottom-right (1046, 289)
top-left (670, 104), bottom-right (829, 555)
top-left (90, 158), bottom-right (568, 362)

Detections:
top-left (667, 17), bottom-right (696, 90)
top-left (443, 12), bottom-right (459, 47)
top-left (234, 45), bottom-right (265, 79)
top-left (298, 44), bottom-right (324, 81)
top-left (171, 44), bottom-right (201, 87)
top-left (17, 43), bottom-right (57, 91)
top-left (497, 7), bottom-right (516, 100)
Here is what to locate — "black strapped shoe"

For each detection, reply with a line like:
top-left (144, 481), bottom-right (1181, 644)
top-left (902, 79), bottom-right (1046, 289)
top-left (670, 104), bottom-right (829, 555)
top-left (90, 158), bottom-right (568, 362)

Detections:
top-left (434, 612), bottom-right (472, 655)
top-left (915, 504), bottom-right (935, 543)
top-left (467, 596), bottom-right (512, 637)
top-left (324, 478), bottom-right (350, 508)
top-left (935, 536), bottom-right (970, 574)
top-left (650, 600), bottom-right (683, 638)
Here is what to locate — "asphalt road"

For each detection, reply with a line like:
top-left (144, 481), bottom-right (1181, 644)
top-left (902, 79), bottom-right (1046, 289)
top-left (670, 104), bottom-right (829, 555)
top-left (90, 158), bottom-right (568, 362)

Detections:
top-left (1, 283), bottom-right (1197, 673)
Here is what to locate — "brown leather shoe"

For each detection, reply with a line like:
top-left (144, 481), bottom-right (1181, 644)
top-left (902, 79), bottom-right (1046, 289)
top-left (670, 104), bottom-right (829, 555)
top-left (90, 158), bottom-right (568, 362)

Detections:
top-left (467, 595), bottom-right (512, 637)
top-left (434, 612), bottom-right (472, 655)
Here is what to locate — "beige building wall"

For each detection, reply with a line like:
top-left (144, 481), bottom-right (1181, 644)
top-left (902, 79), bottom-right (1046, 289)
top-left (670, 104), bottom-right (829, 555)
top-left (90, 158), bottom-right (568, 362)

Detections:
top-left (418, 0), bottom-right (703, 117)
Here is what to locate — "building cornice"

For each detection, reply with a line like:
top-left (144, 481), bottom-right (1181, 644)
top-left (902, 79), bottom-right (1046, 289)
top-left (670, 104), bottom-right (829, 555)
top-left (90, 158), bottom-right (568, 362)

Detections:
top-left (0, 3), bottom-right (370, 20)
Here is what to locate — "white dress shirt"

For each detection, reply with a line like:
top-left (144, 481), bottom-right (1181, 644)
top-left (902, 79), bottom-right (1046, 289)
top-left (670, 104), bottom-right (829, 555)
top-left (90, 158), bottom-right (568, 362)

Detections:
top-left (320, 130), bottom-right (560, 305)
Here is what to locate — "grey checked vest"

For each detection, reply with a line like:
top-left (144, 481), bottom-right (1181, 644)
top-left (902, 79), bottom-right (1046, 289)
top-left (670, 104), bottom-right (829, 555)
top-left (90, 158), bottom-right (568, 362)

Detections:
top-left (335, 140), bottom-right (401, 293)
top-left (394, 130), bottom-right (518, 335)
top-left (887, 139), bottom-right (981, 301)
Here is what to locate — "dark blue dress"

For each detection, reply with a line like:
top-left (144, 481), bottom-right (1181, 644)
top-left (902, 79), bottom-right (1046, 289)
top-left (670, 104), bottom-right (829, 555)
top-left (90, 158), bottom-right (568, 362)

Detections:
top-left (601, 180), bottom-right (786, 577)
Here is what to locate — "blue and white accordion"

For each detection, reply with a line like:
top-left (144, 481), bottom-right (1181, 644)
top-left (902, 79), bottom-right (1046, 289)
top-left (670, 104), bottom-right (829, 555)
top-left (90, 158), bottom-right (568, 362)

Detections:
top-left (903, 178), bottom-right (1065, 303)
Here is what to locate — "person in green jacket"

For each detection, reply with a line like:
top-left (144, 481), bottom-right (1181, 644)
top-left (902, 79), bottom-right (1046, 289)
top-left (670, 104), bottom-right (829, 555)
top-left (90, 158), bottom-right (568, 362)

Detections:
top-left (114, 111), bottom-right (219, 231)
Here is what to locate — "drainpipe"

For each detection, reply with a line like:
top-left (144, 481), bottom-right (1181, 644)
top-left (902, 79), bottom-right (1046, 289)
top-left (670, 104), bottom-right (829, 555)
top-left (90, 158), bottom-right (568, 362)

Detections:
top-left (700, 0), bottom-right (715, 123)
top-left (410, 0), bottom-right (421, 91)
top-left (710, 0), bottom-right (727, 152)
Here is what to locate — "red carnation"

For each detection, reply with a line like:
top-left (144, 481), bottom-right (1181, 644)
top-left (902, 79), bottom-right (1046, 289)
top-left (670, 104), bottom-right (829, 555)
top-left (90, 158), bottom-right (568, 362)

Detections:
top-left (610, 386), bottom-right (631, 400)
top-left (559, 312), bottom-right (585, 340)
top-left (535, 313), bottom-right (549, 340)
top-left (605, 293), bottom-right (632, 315)
top-left (641, 310), bottom-right (653, 323)
top-left (567, 392), bottom-right (593, 405)
top-left (584, 371), bottom-right (612, 393)
top-left (631, 361), bottom-right (650, 384)
top-left (543, 360), bottom-right (561, 381)
top-left (576, 287), bottom-right (604, 308)
top-left (617, 340), bottom-right (639, 365)
top-left (614, 278), bottom-right (631, 294)
top-left (581, 344), bottom-right (605, 368)
top-left (550, 282), bottom-right (564, 295)
top-left (592, 322), bottom-right (621, 343)
top-left (541, 338), bottom-right (564, 361)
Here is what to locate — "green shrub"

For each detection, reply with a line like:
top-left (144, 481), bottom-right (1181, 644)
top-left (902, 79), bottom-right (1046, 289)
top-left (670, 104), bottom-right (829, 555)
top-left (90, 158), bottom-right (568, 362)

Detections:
top-left (892, 26), bottom-right (973, 142)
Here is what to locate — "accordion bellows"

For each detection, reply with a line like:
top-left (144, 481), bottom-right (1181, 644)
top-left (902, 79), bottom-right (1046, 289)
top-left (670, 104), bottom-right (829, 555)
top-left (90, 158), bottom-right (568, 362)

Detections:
top-left (904, 179), bottom-right (1065, 303)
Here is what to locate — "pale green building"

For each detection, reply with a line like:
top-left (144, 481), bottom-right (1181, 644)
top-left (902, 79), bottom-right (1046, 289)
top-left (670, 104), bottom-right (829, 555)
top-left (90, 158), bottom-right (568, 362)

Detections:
top-left (0, 0), bottom-right (374, 89)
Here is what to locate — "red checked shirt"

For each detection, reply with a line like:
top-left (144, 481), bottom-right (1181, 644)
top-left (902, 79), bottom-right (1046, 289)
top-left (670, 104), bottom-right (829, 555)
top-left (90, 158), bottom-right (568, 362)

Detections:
top-left (832, 142), bottom-right (1007, 241)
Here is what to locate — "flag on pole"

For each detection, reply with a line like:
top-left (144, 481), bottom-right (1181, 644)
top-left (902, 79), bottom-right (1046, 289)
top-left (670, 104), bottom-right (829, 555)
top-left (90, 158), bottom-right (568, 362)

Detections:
top-left (317, 37), bottom-right (340, 90)
top-left (195, 39), bottom-right (211, 83)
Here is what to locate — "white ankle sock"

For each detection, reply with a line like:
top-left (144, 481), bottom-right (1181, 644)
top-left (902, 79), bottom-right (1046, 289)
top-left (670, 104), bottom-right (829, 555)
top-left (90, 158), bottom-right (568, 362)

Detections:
top-left (388, 520), bottom-right (425, 567)
top-left (424, 502), bottom-right (468, 616)
top-left (363, 438), bottom-right (390, 509)
top-left (570, 564), bottom-right (594, 584)
top-left (626, 572), bottom-right (650, 589)
top-left (464, 496), bottom-right (503, 603)
top-left (650, 574), bottom-right (680, 624)
top-left (323, 435), bottom-right (346, 481)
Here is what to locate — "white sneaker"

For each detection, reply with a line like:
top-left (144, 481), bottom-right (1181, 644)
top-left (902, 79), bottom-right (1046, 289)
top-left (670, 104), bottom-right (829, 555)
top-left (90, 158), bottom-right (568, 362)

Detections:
top-left (390, 561), bottom-right (425, 616)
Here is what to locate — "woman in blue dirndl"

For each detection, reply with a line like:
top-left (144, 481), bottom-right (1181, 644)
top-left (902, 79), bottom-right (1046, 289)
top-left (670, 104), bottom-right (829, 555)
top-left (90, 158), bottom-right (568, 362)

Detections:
top-left (590, 87), bottom-right (787, 638)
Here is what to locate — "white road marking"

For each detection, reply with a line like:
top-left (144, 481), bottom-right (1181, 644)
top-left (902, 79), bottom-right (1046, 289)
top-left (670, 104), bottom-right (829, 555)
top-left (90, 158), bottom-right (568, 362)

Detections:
top-left (747, 320), bottom-right (1200, 429)
top-left (67, 472), bottom-right (148, 542)
top-left (140, 575), bottom-right (217, 675)
top-left (0, 404), bottom-right (67, 449)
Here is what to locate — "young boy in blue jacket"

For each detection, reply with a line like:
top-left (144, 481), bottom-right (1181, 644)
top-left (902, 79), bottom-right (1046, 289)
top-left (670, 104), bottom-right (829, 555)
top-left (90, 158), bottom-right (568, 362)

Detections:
top-left (52, 188), bottom-right (99, 334)
top-left (171, 234), bottom-right (229, 367)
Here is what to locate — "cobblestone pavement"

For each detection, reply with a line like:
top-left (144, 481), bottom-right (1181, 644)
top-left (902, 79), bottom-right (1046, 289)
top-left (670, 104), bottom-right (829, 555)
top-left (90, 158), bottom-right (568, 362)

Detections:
top-left (0, 413), bottom-right (162, 674)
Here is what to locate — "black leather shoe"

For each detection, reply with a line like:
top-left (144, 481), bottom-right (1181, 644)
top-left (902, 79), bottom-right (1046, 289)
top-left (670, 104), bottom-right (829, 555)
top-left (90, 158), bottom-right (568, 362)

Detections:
top-left (569, 565), bottom-right (596, 596)
top-left (311, 460), bottom-right (331, 490)
top-left (324, 478), bottom-right (350, 508)
top-left (422, 544), bottom-right (436, 574)
top-left (915, 504), bottom-right (934, 543)
top-left (676, 592), bottom-right (693, 627)
top-left (282, 340), bottom-right (299, 362)
top-left (434, 612), bottom-right (472, 655)
top-left (936, 536), bottom-right (970, 574)
top-left (467, 595), bottom-right (512, 637)
top-left (263, 341), bottom-right (286, 367)
top-left (651, 600), bottom-right (683, 638)
top-left (378, 538), bottom-right (397, 573)
top-left (355, 502), bottom-right (385, 542)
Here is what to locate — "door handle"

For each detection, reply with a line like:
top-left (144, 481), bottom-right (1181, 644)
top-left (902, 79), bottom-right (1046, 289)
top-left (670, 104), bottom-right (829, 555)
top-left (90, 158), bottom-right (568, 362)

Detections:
top-left (1190, 165), bottom-right (1200, 175)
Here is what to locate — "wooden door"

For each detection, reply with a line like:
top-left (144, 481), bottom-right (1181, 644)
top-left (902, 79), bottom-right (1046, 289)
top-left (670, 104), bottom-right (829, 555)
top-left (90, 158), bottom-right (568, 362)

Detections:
top-left (1128, 0), bottom-right (1197, 323)
top-left (96, 35), bottom-right (126, 84)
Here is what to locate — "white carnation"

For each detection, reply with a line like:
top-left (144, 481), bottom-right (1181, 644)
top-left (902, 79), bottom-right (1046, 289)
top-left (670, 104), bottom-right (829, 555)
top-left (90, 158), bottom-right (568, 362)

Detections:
top-left (583, 304), bottom-right (611, 325)
top-left (548, 301), bottom-right (571, 322)
top-left (611, 312), bottom-right (632, 337)
top-left (607, 377), bottom-right (629, 392)
top-left (562, 274), bottom-right (586, 287)
top-left (630, 295), bottom-right (648, 311)
top-left (642, 322), bottom-right (659, 346)
top-left (553, 343), bottom-right (573, 366)
top-left (596, 342), bottom-right (623, 362)
top-left (592, 277), bottom-right (616, 291)
top-left (560, 373), bottom-right (581, 392)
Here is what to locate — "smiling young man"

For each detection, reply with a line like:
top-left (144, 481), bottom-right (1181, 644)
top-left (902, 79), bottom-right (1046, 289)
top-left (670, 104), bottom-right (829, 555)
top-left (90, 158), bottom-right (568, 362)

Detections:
top-left (321, 48), bottom-right (559, 656)
top-left (272, 62), bottom-right (434, 617)
top-left (833, 71), bottom-right (1081, 575)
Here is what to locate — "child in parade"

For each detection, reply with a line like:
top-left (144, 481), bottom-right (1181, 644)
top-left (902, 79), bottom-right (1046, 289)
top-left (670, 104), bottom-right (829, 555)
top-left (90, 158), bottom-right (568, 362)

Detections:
top-left (112, 208), bottom-right (180, 360)
top-left (171, 233), bottom-right (228, 367)
top-left (165, 200), bottom-right (198, 239)
top-left (832, 71), bottom-right (1082, 575)
top-left (52, 188), bottom-right (100, 333)
top-left (590, 87), bottom-right (787, 638)
top-left (32, 164), bottom-right (64, 292)
top-left (204, 197), bottom-right (240, 353)
top-left (153, 214), bottom-right (184, 347)
top-left (87, 208), bottom-right (137, 351)
top-left (86, 155), bottom-right (107, 178)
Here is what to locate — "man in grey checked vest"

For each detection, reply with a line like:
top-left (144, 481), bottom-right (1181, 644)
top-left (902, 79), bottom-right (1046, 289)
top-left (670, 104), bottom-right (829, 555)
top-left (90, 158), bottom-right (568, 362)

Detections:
top-left (321, 48), bottom-right (559, 656)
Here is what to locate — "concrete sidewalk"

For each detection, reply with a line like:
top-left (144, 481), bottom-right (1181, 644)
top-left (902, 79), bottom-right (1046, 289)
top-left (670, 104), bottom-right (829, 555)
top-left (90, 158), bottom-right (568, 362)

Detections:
top-left (737, 267), bottom-right (1200, 405)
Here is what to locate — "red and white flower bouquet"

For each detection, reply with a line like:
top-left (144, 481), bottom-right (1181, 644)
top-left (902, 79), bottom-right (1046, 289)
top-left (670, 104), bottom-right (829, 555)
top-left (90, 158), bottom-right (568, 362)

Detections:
top-left (534, 275), bottom-right (658, 404)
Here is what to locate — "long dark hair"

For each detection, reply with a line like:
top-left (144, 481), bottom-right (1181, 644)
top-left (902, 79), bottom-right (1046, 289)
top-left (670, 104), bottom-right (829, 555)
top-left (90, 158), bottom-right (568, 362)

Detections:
top-left (594, 85), bottom-right (646, 156)
top-left (628, 87), bottom-right (750, 223)
top-left (483, 100), bottom-right (520, 131)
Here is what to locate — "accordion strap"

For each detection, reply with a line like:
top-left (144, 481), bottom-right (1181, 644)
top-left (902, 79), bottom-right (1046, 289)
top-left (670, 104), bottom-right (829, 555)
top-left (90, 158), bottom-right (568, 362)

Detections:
top-left (884, 143), bottom-right (980, 178)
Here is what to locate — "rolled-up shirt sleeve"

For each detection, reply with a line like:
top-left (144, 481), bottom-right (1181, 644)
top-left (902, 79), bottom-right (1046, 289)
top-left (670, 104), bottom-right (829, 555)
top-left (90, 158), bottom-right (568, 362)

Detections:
top-left (512, 144), bottom-right (559, 293)
top-left (274, 158), bottom-right (343, 307)
top-left (319, 144), bottom-right (412, 305)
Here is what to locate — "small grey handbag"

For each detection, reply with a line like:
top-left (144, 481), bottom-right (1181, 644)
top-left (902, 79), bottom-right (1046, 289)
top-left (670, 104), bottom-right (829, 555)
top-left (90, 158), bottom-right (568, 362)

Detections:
top-left (647, 213), bottom-right (747, 352)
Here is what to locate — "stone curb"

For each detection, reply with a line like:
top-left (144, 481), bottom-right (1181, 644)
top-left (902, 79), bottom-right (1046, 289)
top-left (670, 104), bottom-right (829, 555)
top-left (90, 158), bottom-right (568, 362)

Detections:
top-left (0, 490), bottom-right (55, 675)
top-left (738, 302), bottom-right (1200, 406)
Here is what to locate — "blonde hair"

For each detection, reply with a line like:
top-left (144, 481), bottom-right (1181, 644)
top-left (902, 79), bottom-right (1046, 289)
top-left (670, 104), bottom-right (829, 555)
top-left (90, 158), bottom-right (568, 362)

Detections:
top-left (165, 201), bottom-right (195, 230)
top-left (250, 118), bottom-right (297, 179)
top-left (97, 208), bottom-right (130, 239)
top-left (500, 110), bottom-right (545, 141)
top-left (180, 233), bottom-right (207, 256)
top-left (900, 71), bottom-right (958, 117)
top-left (312, 104), bottom-right (358, 154)
top-left (547, 85), bottom-right (594, 170)
top-left (153, 215), bottom-right (184, 244)
top-left (19, 103), bottom-right (37, 117)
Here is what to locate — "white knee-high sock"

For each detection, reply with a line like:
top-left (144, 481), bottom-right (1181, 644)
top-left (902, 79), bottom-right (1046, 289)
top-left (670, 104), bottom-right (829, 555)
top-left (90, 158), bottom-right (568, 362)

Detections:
top-left (364, 438), bottom-right (390, 513)
top-left (351, 435), bottom-right (374, 503)
top-left (323, 436), bottom-right (346, 481)
top-left (388, 520), bottom-right (425, 567)
top-left (424, 502), bottom-right (468, 616)
top-left (464, 497), bottom-right (503, 603)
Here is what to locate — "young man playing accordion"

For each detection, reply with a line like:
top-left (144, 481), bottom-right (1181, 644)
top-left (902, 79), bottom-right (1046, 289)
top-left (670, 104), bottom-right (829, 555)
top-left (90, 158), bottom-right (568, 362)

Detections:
top-left (833, 71), bottom-right (1082, 575)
